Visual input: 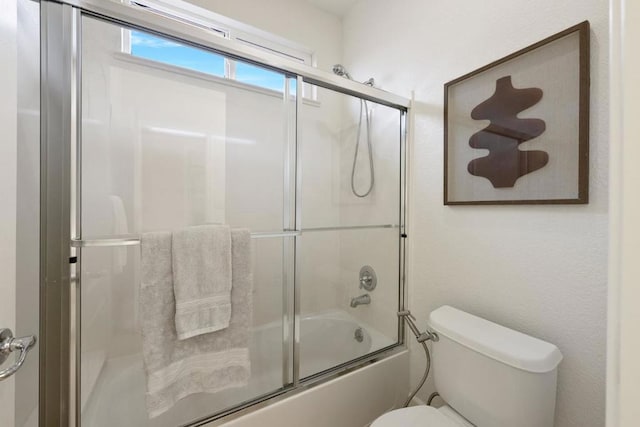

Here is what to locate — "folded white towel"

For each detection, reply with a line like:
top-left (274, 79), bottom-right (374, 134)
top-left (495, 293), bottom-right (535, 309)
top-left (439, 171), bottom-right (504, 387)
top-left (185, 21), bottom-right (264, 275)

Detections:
top-left (172, 225), bottom-right (232, 340)
top-left (139, 229), bottom-right (253, 418)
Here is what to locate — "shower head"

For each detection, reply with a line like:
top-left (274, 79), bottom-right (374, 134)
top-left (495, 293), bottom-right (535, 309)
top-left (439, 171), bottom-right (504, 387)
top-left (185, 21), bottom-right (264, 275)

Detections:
top-left (332, 64), bottom-right (375, 87)
top-left (332, 64), bottom-right (352, 80)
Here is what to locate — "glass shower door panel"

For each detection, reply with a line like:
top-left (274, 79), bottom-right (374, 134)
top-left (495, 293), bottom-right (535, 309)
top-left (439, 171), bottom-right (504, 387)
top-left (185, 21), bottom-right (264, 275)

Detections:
top-left (79, 238), bottom-right (287, 426)
top-left (297, 83), bottom-right (402, 378)
top-left (81, 18), bottom-right (289, 236)
top-left (80, 16), bottom-right (291, 426)
top-left (297, 228), bottom-right (399, 379)
top-left (299, 84), bottom-right (402, 229)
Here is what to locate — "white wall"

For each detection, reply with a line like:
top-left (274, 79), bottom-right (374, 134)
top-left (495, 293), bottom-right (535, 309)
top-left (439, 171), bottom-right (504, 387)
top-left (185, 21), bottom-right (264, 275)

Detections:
top-left (186, 0), bottom-right (343, 73)
top-left (608, 0), bottom-right (640, 425)
top-left (343, 1), bottom-right (609, 426)
top-left (0, 0), bottom-right (17, 424)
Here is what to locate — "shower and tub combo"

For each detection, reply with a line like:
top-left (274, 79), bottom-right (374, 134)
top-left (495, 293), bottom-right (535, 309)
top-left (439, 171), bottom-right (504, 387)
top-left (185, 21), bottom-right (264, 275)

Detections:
top-left (37, 0), bottom-right (409, 425)
top-left (82, 310), bottom-right (393, 426)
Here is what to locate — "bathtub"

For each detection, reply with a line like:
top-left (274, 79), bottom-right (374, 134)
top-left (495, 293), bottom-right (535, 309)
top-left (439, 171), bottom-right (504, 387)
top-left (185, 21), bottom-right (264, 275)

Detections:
top-left (81, 309), bottom-right (396, 427)
top-left (252, 309), bottom-right (395, 379)
top-left (298, 310), bottom-right (395, 378)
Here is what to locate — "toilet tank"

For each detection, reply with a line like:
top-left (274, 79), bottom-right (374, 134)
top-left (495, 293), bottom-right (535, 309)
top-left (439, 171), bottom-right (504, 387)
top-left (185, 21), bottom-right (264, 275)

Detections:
top-left (428, 306), bottom-right (563, 427)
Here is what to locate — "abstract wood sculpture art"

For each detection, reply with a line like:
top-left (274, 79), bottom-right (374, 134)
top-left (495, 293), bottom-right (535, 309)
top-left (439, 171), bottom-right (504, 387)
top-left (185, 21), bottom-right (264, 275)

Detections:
top-left (467, 76), bottom-right (548, 188)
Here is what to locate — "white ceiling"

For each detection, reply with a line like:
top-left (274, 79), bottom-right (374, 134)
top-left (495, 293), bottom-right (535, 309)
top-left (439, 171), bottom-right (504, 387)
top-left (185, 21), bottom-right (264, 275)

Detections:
top-left (306, 0), bottom-right (359, 17)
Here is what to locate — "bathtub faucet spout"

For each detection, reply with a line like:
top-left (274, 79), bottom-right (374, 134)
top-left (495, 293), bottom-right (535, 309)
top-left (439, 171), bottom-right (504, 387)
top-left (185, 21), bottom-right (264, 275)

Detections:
top-left (350, 294), bottom-right (371, 308)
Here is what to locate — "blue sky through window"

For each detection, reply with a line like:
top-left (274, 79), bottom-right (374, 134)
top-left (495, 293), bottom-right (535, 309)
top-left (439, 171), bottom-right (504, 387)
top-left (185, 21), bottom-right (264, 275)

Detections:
top-left (131, 31), bottom-right (225, 76)
top-left (131, 30), bottom-right (288, 93)
top-left (235, 62), bottom-right (285, 92)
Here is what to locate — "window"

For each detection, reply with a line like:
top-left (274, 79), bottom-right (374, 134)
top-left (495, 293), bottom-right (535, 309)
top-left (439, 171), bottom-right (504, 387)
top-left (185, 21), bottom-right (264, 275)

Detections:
top-left (234, 62), bottom-right (285, 92)
top-left (130, 30), bottom-right (226, 77)
top-left (125, 0), bottom-right (314, 95)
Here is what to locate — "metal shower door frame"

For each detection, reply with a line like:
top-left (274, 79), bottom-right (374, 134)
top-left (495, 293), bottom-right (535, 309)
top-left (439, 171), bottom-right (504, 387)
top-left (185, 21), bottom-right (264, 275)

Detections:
top-left (39, 0), bottom-right (410, 425)
top-left (40, 2), bottom-right (79, 425)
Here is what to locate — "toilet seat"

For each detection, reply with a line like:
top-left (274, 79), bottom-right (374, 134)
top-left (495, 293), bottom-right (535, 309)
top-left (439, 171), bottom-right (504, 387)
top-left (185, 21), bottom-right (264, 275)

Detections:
top-left (370, 406), bottom-right (462, 427)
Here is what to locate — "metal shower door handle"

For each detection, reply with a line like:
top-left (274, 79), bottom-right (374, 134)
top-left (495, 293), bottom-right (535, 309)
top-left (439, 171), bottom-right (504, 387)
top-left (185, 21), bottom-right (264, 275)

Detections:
top-left (0, 328), bottom-right (36, 381)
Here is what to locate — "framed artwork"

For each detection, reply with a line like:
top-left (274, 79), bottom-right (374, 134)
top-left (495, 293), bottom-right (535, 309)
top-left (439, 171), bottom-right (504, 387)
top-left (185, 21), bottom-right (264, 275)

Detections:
top-left (444, 21), bottom-right (590, 205)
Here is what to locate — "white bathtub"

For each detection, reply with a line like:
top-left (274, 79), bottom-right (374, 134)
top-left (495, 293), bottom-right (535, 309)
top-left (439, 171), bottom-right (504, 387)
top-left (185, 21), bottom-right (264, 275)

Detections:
top-left (251, 309), bottom-right (395, 379)
top-left (82, 310), bottom-right (395, 427)
top-left (298, 310), bottom-right (395, 377)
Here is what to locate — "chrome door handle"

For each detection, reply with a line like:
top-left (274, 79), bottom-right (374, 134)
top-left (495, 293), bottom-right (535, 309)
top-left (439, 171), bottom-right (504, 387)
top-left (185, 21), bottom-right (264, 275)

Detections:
top-left (0, 328), bottom-right (36, 381)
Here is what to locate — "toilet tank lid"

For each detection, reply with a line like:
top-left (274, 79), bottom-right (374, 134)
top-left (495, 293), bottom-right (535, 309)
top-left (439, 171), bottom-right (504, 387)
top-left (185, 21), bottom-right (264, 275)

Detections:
top-left (428, 306), bottom-right (563, 373)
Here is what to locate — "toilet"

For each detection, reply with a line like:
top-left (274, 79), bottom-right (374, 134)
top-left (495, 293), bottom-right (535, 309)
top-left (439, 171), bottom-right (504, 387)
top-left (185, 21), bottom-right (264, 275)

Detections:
top-left (372, 306), bottom-right (563, 427)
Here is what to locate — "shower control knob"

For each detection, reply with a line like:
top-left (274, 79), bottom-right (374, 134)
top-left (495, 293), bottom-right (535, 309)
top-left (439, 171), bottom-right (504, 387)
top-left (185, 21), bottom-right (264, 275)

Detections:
top-left (359, 265), bottom-right (377, 291)
top-left (360, 274), bottom-right (372, 288)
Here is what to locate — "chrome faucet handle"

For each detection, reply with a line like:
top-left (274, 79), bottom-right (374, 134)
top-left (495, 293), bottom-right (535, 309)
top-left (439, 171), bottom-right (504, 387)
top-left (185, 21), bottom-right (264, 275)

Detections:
top-left (359, 273), bottom-right (372, 288)
top-left (359, 266), bottom-right (377, 291)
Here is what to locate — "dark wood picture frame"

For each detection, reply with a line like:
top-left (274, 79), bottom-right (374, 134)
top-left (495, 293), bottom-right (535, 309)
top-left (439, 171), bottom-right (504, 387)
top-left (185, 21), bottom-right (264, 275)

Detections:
top-left (444, 21), bottom-right (590, 205)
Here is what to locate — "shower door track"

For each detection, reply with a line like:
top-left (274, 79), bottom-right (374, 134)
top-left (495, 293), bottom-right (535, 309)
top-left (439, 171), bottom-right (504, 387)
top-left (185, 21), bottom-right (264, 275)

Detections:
top-left (39, 0), bottom-right (410, 426)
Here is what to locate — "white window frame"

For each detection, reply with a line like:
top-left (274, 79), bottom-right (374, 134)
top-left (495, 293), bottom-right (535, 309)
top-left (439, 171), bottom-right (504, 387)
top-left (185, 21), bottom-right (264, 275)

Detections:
top-left (124, 0), bottom-right (316, 98)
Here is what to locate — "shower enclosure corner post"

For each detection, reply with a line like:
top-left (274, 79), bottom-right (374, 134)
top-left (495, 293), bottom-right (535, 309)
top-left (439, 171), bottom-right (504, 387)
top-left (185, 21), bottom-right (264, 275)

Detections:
top-left (281, 76), bottom-right (297, 389)
top-left (39, 1), bottom-right (79, 425)
top-left (292, 75), bottom-right (304, 386)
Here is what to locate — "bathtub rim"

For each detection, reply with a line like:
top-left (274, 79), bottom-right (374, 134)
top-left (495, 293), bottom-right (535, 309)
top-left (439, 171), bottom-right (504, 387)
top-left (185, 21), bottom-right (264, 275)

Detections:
top-left (189, 343), bottom-right (407, 427)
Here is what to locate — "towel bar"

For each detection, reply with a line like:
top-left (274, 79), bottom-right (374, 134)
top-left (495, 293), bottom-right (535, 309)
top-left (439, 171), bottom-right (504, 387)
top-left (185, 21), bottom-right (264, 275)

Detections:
top-left (70, 231), bottom-right (302, 248)
top-left (70, 224), bottom-right (399, 248)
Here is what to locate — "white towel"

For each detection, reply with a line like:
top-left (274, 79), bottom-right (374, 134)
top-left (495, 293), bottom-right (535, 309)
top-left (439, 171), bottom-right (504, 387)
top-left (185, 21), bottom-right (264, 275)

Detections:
top-left (139, 229), bottom-right (253, 418)
top-left (172, 225), bottom-right (232, 340)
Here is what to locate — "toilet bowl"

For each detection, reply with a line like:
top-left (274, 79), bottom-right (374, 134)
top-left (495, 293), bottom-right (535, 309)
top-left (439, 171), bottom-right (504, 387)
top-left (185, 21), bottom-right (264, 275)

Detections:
top-left (371, 405), bottom-right (474, 427)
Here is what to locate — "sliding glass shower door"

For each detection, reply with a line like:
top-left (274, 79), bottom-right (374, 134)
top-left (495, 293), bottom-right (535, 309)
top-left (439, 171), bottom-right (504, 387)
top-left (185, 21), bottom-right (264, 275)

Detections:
top-left (79, 16), bottom-right (294, 426)
top-left (40, 1), bottom-right (408, 425)
top-left (297, 85), bottom-right (403, 379)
